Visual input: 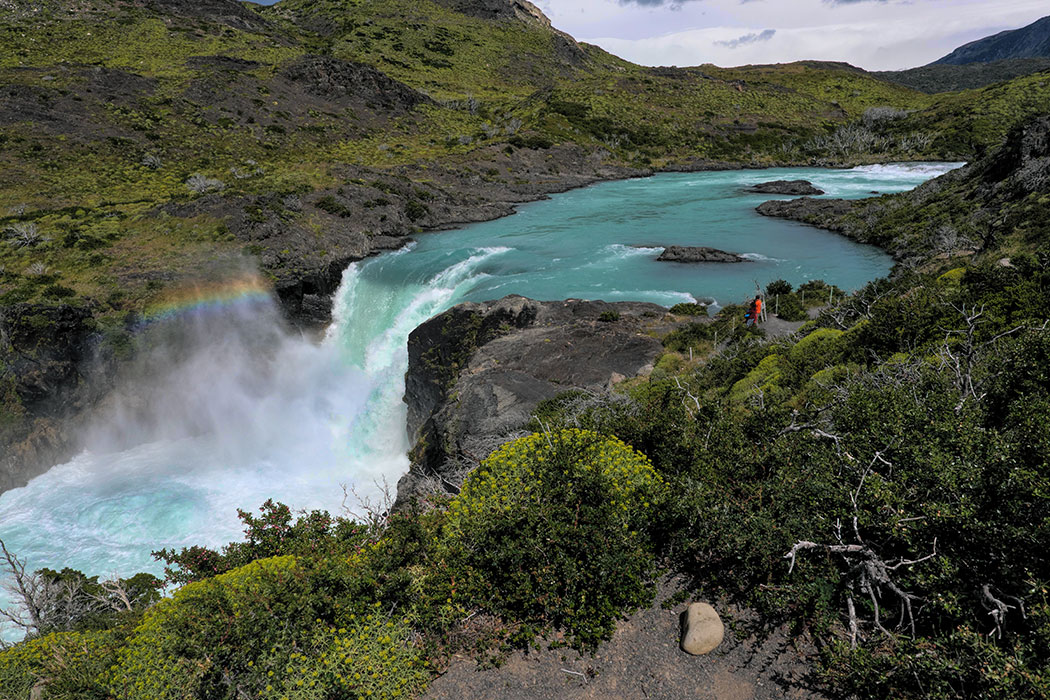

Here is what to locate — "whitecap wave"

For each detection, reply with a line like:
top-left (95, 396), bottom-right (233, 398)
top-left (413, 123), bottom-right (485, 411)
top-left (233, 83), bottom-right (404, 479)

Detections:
top-left (605, 244), bottom-right (664, 259)
top-left (849, 162), bottom-right (966, 178)
top-left (596, 289), bottom-right (697, 305)
top-left (740, 253), bottom-right (783, 262)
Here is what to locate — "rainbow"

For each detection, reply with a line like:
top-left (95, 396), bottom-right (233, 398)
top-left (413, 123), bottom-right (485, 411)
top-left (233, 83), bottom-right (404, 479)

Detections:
top-left (140, 274), bottom-right (273, 326)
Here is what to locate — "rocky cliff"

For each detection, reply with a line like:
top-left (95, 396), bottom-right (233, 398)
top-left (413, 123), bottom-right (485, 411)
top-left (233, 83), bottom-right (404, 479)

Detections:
top-left (0, 302), bottom-right (113, 494)
top-left (397, 295), bottom-right (667, 507)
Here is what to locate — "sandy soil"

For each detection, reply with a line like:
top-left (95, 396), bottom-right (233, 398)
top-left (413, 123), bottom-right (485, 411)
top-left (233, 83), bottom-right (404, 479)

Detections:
top-left (423, 586), bottom-right (830, 700)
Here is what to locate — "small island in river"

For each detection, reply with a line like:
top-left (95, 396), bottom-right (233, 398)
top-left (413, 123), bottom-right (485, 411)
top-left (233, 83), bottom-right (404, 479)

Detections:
top-left (656, 246), bottom-right (749, 263)
top-left (746, 179), bottom-right (826, 195)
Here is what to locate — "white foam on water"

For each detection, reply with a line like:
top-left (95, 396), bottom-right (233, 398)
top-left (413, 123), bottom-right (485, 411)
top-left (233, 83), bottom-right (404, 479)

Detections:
top-left (848, 162), bottom-right (966, 178)
top-left (595, 289), bottom-right (697, 305)
top-left (740, 253), bottom-right (783, 262)
top-left (605, 244), bottom-right (664, 259)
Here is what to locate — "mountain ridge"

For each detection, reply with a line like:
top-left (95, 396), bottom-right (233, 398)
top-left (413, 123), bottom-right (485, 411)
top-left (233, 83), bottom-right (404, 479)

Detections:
top-left (931, 15), bottom-right (1050, 65)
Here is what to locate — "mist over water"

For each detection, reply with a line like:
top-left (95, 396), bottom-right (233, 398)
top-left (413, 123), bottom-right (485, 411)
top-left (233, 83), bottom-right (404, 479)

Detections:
top-left (0, 163), bottom-right (961, 640)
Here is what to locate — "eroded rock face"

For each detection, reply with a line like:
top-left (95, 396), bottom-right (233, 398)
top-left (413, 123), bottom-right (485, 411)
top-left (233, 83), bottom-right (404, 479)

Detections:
top-left (279, 56), bottom-right (433, 113)
top-left (656, 246), bottom-right (748, 263)
top-left (398, 295), bottom-right (667, 507)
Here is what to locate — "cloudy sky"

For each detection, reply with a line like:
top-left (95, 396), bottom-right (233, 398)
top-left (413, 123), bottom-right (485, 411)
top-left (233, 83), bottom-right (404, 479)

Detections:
top-left (530, 0), bottom-right (1048, 70)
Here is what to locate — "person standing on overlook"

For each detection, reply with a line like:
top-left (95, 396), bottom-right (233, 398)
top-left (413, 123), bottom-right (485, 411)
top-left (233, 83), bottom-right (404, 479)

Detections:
top-left (746, 295), bottom-right (763, 327)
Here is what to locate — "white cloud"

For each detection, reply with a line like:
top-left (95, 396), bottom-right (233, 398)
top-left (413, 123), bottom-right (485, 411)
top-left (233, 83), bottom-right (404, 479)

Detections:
top-left (543, 0), bottom-right (1050, 70)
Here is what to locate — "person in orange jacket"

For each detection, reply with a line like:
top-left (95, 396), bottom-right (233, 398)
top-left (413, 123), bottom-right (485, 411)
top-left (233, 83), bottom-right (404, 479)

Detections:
top-left (746, 295), bottom-right (762, 326)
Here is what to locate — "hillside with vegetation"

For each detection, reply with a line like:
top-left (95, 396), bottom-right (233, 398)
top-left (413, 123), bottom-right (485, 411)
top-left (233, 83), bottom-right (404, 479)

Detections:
top-left (1, 0), bottom-right (1050, 697)
top-left (876, 58), bottom-right (1050, 94)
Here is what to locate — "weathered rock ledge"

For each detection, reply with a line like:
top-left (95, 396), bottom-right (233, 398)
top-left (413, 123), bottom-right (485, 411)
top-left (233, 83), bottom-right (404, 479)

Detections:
top-left (656, 246), bottom-right (748, 263)
top-left (396, 295), bottom-right (667, 508)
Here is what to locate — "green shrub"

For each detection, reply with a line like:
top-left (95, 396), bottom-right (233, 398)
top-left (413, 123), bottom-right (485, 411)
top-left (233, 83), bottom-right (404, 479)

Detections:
top-left (663, 322), bottom-right (713, 351)
top-left (774, 293), bottom-right (807, 321)
top-left (669, 302), bottom-right (708, 316)
top-left (256, 608), bottom-right (429, 700)
top-left (442, 429), bottom-right (665, 649)
top-left (728, 353), bottom-right (782, 404)
top-left (153, 499), bottom-right (368, 584)
top-left (405, 200), bottom-right (428, 221)
top-left (765, 279), bottom-right (792, 296)
top-left (597, 310), bottom-right (620, 322)
top-left (102, 555), bottom-right (428, 700)
top-left (787, 328), bottom-right (846, 376)
top-left (315, 194), bottom-right (352, 218)
top-left (104, 557), bottom-right (303, 699)
top-left (507, 134), bottom-right (553, 150)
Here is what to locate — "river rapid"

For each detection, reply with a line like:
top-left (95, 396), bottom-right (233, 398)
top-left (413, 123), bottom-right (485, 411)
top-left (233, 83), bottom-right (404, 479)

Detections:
top-left (0, 163), bottom-right (961, 640)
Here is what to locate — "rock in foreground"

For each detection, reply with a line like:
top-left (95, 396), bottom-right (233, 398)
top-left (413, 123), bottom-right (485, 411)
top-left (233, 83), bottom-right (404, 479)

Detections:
top-left (657, 246), bottom-right (748, 263)
top-left (747, 180), bottom-right (825, 196)
top-left (398, 295), bottom-right (666, 507)
top-left (680, 602), bottom-right (725, 655)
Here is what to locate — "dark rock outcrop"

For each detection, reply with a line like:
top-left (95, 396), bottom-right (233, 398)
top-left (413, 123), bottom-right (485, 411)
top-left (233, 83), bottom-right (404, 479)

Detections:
top-left (397, 295), bottom-right (666, 507)
top-left (145, 0), bottom-right (271, 32)
top-left (746, 180), bottom-right (824, 196)
top-left (755, 197), bottom-right (853, 231)
top-left (0, 303), bottom-right (106, 494)
top-left (279, 55), bottom-right (433, 112)
top-left (656, 246), bottom-right (748, 263)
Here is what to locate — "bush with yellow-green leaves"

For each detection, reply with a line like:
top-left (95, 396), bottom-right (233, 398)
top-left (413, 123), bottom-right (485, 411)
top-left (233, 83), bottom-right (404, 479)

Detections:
top-left (0, 628), bottom-right (119, 700)
top-left (441, 429), bottom-right (666, 649)
top-left (103, 557), bottom-right (428, 700)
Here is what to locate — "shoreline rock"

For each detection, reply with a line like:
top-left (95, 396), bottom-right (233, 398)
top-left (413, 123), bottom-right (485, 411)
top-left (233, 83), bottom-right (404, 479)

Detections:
top-left (755, 196), bottom-right (854, 230)
top-left (656, 246), bottom-right (748, 263)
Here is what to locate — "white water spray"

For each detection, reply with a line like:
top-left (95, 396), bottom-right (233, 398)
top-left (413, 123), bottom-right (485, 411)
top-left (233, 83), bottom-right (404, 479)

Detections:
top-left (0, 247), bottom-right (509, 641)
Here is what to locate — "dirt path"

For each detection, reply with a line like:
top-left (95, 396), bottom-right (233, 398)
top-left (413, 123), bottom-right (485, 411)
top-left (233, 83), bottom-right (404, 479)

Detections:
top-left (758, 314), bottom-right (808, 339)
top-left (423, 589), bottom-right (829, 700)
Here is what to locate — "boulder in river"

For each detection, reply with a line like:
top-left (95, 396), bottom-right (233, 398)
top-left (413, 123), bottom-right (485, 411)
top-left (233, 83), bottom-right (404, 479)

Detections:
top-left (397, 295), bottom-right (666, 508)
top-left (746, 179), bottom-right (825, 196)
top-left (657, 246), bottom-right (748, 263)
